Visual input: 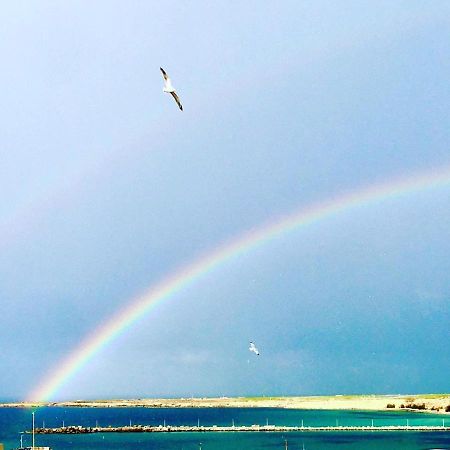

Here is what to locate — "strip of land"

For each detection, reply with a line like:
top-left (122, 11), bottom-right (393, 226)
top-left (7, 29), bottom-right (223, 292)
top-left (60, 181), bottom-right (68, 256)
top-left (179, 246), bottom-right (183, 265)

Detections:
top-left (2, 394), bottom-right (449, 413)
top-left (33, 424), bottom-right (450, 434)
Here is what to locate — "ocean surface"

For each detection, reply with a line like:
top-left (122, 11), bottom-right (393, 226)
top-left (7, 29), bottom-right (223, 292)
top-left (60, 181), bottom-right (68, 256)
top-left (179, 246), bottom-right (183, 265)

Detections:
top-left (0, 407), bottom-right (449, 449)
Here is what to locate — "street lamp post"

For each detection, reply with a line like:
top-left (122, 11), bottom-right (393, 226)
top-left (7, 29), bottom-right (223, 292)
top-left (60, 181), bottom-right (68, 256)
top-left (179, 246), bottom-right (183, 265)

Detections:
top-left (32, 412), bottom-right (35, 450)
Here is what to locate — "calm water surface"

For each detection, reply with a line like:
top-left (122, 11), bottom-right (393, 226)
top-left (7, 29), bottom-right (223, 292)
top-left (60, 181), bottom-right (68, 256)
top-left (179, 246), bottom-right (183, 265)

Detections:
top-left (0, 407), bottom-right (449, 449)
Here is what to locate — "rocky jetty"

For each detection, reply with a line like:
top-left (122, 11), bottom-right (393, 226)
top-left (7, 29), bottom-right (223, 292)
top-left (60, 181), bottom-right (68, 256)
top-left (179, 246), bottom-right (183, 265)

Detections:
top-left (32, 423), bottom-right (450, 434)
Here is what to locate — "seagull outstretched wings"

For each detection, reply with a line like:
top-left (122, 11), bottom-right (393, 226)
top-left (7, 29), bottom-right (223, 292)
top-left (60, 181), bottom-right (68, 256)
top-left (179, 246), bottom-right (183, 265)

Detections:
top-left (249, 341), bottom-right (260, 356)
top-left (160, 67), bottom-right (183, 111)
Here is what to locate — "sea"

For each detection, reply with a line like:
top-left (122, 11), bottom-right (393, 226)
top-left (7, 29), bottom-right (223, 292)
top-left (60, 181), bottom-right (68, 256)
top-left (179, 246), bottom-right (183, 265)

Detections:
top-left (0, 407), bottom-right (449, 450)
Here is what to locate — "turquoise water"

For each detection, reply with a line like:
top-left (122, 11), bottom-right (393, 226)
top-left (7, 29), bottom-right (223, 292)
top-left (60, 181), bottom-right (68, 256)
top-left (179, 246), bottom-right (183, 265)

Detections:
top-left (0, 407), bottom-right (449, 449)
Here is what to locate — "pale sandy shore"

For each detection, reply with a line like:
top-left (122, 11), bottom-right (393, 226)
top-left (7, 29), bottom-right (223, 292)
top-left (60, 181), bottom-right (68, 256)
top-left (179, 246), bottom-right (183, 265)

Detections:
top-left (1, 394), bottom-right (449, 414)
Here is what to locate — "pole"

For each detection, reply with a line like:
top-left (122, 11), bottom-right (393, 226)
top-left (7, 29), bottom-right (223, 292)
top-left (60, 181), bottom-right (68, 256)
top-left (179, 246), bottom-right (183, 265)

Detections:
top-left (198, 418), bottom-right (200, 428)
top-left (284, 439), bottom-right (288, 450)
top-left (32, 412), bottom-right (35, 450)
top-left (301, 419), bottom-right (304, 428)
top-left (266, 418), bottom-right (268, 426)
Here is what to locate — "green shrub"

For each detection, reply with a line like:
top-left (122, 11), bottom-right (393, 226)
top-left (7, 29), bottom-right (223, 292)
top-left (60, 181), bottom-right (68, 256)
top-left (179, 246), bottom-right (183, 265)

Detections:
top-left (405, 403), bottom-right (426, 410)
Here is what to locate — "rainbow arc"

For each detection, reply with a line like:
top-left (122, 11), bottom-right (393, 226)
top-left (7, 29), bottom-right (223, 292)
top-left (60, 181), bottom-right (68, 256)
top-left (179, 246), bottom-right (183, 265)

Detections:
top-left (28, 165), bottom-right (450, 402)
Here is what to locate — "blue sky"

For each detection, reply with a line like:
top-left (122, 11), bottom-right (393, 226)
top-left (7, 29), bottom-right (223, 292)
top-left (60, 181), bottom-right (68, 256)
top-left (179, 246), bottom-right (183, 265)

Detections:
top-left (1, 1), bottom-right (449, 401)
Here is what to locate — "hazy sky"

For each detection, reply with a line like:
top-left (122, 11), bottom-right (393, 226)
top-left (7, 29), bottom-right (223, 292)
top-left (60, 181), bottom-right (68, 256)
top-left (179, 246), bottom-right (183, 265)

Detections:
top-left (1, 1), bottom-right (449, 401)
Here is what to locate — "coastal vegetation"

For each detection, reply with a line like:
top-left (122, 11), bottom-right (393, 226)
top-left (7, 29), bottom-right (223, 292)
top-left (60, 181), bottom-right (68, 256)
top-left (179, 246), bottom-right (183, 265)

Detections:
top-left (400, 403), bottom-right (426, 410)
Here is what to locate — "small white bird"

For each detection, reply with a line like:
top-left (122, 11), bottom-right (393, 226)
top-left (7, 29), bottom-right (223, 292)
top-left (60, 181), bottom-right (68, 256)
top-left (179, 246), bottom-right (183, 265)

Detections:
top-left (249, 341), bottom-right (260, 356)
top-left (160, 67), bottom-right (183, 111)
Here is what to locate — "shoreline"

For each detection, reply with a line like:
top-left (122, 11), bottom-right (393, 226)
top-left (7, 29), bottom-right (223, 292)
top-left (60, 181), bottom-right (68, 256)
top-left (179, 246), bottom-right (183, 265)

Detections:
top-left (2, 394), bottom-right (449, 414)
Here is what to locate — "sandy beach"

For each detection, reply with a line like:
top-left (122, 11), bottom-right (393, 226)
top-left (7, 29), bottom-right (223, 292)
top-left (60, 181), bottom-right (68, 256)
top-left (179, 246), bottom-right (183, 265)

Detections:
top-left (2, 394), bottom-right (449, 413)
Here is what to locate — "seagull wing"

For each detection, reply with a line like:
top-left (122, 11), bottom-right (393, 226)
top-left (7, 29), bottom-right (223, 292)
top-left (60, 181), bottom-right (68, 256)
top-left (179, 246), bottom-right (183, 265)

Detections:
top-left (170, 91), bottom-right (183, 111)
top-left (249, 342), bottom-right (260, 355)
top-left (160, 67), bottom-right (169, 81)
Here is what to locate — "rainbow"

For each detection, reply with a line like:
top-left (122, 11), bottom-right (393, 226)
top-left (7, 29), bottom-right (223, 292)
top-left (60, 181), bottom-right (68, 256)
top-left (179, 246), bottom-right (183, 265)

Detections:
top-left (28, 165), bottom-right (450, 402)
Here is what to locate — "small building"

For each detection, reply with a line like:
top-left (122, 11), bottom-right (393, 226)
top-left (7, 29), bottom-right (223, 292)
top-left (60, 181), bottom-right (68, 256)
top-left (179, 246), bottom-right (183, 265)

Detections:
top-left (19, 447), bottom-right (51, 450)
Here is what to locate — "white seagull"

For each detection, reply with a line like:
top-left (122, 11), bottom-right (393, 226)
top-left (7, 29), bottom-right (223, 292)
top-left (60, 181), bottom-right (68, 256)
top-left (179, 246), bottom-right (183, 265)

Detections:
top-left (160, 67), bottom-right (183, 111)
top-left (249, 341), bottom-right (260, 356)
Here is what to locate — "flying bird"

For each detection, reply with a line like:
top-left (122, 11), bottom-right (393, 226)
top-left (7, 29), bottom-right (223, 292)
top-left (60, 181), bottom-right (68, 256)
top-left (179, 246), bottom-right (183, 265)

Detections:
top-left (249, 341), bottom-right (260, 356)
top-left (160, 67), bottom-right (183, 111)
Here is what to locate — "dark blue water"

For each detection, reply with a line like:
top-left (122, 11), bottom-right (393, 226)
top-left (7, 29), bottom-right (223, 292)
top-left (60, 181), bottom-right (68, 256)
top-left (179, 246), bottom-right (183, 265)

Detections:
top-left (0, 407), bottom-right (449, 449)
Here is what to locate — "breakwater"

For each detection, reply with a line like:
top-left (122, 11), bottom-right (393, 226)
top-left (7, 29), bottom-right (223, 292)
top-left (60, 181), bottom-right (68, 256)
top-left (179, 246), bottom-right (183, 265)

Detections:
top-left (33, 424), bottom-right (450, 434)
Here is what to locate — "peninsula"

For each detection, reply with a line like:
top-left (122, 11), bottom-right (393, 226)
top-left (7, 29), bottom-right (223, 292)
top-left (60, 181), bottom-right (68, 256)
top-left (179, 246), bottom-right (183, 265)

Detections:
top-left (2, 394), bottom-right (450, 413)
